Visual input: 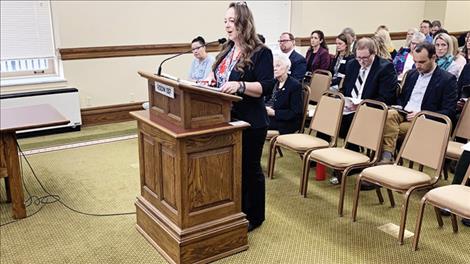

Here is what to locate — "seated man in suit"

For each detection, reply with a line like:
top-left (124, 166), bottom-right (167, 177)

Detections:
top-left (381, 42), bottom-right (458, 162)
top-left (341, 37), bottom-right (398, 140)
top-left (279, 32), bottom-right (307, 83)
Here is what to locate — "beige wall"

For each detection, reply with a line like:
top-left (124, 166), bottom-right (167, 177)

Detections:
top-left (3, 1), bottom-right (469, 108)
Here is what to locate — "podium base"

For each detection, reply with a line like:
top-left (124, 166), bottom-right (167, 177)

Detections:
top-left (136, 197), bottom-right (249, 264)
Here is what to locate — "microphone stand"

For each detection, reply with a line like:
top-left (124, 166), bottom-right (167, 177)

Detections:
top-left (157, 38), bottom-right (226, 76)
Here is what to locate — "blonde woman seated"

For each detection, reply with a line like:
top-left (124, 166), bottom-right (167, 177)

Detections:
top-left (375, 28), bottom-right (397, 59)
top-left (434, 33), bottom-right (464, 79)
top-left (265, 53), bottom-right (303, 135)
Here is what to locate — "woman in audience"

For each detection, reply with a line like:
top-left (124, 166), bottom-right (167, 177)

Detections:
top-left (265, 53), bottom-right (303, 134)
top-left (188, 36), bottom-right (215, 81)
top-left (400, 32), bottom-right (426, 79)
top-left (305, 30), bottom-right (331, 77)
top-left (462, 32), bottom-right (470, 63)
top-left (209, 1), bottom-right (274, 232)
top-left (371, 35), bottom-right (392, 61)
top-left (393, 28), bottom-right (418, 76)
top-left (434, 33), bottom-right (464, 79)
top-left (451, 35), bottom-right (467, 76)
top-left (375, 28), bottom-right (397, 59)
top-left (329, 33), bottom-right (354, 90)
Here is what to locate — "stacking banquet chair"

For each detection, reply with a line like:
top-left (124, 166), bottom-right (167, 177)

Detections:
top-left (412, 166), bottom-right (470, 251)
top-left (309, 69), bottom-right (332, 104)
top-left (443, 100), bottom-right (470, 180)
top-left (267, 91), bottom-right (344, 193)
top-left (351, 111), bottom-right (452, 245)
top-left (302, 100), bottom-right (388, 216)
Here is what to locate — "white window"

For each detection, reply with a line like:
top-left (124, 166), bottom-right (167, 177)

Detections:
top-left (0, 1), bottom-right (60, 84)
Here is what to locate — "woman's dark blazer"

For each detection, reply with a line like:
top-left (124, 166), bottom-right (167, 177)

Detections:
top-left (213, 43), bottom-right (275, 129)
top-left (268, 76), bottom-right (303, 134)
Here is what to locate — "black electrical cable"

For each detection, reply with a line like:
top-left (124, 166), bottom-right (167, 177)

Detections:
top-left (0, 143), bottom-right (136, 227)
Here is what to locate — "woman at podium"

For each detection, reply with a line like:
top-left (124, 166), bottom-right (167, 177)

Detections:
top-left (207, 2), bottom-right (274, 232)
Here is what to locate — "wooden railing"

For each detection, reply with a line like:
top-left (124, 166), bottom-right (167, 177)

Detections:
top-left (59, 31), bottom-right (467, 61)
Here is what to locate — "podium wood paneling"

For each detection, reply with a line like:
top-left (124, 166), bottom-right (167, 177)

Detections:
top-left (132, 72), bottom-right (248, 264)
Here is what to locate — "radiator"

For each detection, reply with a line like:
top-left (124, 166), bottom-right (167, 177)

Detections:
top-left (0, 88), bottom-right (82, 134)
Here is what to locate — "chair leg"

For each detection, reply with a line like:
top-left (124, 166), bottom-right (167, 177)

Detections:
top-left (338, 168), bottom-right (350, 217)
top-left (301, 154), bottom-right (312, 197)
top-left (351, 174), bottom-right (363, 222)
top-left (418, 164), bottom-right (424, 172)
top-left (376, 188), bottom-right (384, 204)
top-left (450, 214), bottom-right (459, 233)
top-left (387, 189), bottom-right (395, 207)
top-left (267, 139), bottom-right (278, 179)
top-left (398, 191), bottom-right (413, 245)
top-left (442, 159), bottom-right (449, 181)
top-left (433, 207), bottom-right (444, 227)
top-left (299, 151), bottom-right (311, 194)
top-left (412, 196), bottom-right (428, 251)
top-left (408, 160), bottom-right (414, 169)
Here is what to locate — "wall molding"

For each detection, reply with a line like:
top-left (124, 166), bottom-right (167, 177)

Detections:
top-left (59, 31), bottom-right (467, 61)
top-left (81, 102), bottom-right (144, 126)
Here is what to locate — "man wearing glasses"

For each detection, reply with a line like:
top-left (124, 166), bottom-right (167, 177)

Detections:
top-left (279, 32), bottom-right (307, 82)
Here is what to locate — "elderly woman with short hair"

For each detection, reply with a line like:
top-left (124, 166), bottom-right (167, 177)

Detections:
top-left (265, 52), bottom-right (303, 135)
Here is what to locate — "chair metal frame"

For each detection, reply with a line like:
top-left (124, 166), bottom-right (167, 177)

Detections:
top-left (267, 91), bottom-right (344, 193)
top-left (443, 100), bottom-right (470, 180)
top-left (351, 111), bottom-right (452, 245)
top-left (302, 99), bottom-right (388, 216)
top-left (412, 166), bottom-right (470, 250)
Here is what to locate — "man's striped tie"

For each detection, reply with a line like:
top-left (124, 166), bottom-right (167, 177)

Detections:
top-left (352, 68), bottom-right (366, 98)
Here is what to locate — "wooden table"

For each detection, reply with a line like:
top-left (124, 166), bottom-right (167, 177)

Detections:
top-left (0, 104), bottom-right (69, 219)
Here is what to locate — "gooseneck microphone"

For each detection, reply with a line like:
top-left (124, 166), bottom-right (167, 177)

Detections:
top-left (157, 38), bottom-right (227, 76)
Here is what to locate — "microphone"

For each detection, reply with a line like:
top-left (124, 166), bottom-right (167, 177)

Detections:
top-left (157, 38), bottom-right (227, 76)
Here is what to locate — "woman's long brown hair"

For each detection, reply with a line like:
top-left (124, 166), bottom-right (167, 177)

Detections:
top-left (212, 2), bottom-right (264, 75)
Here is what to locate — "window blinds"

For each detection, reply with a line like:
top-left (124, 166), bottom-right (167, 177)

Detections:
top-left (1, 1), bottom-right (55, 60)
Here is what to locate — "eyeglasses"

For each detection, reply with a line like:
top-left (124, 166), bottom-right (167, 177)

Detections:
top-left (278, 39), bottom-right (292, 43)
top-left (235, 1), bottom-right (247, 6)
top-left (191, 46), bottom-right (203, 51)
top-left (356, 54), bottom-right (371, 61)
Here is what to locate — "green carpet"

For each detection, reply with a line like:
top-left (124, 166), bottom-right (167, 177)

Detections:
top-left (1, 123), bottom-right (469, 263)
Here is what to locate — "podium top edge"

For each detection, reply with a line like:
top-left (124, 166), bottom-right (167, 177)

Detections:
top-left (138, 71), bottom-right (242, 102)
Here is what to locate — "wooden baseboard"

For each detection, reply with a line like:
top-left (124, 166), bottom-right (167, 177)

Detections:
top-left (81, 102), bottom-right (144, 126)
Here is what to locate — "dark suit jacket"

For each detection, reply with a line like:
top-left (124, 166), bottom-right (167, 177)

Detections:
top-left (343, 56), bottom-right (398, 105)
top-left (213, 43), bottom-right (274, 129)
top-left (398, 67), bottom-right (458, 120)
top-left (266, 76), bottom-right (303, 134)
top-left (457, 63), bottom-right (470, 98)
top-left (305, 46), bottom-right (331, 73)
top-left (288, 50), bottom-right (307, 82)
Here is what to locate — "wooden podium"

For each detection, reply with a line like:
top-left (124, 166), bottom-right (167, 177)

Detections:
top-left (130, 71), bottom-right (249, 264)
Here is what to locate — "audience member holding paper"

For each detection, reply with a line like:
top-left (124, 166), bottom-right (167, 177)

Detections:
top-left (340, 37), bottom-right (397, 142)
top-left (381, 43), bottom-right (457, 162)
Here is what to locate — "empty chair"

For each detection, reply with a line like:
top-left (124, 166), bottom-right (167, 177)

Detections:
top-left (309, 69), bottom-right (332, 104)
top-left (267, 91), bottom-right (344, 194)
top-left (302, 99), bottom-right (388, 216)
top-left (412, 166), bottom-right (470, 250)
top-left (351, 111), bottom-right (452, 245)
top-left (443, 100), bottom-right (470, 180)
